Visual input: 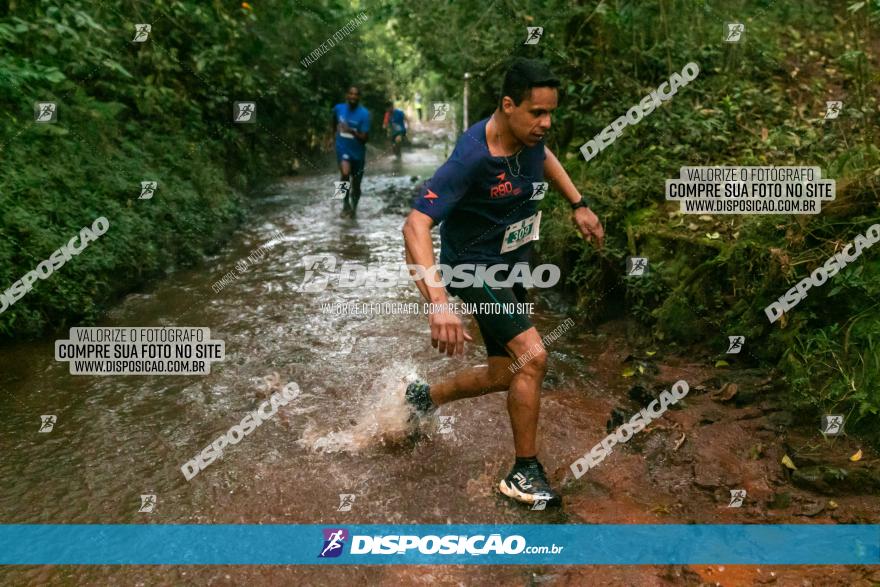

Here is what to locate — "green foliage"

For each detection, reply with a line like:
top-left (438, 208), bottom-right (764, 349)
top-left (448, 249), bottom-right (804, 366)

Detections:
top-left (0, 0), bottom-right (405, 338)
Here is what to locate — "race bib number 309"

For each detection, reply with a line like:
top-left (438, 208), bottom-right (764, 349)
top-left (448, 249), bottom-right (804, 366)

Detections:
top-left (501, 211), bottom-right (541, 254)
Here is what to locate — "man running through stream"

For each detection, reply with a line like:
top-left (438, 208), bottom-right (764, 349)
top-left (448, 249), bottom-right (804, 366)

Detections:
top-left (402, 58), bottom-right (605, 507)
top-left (383, 100), bottom-right (407, 159)
top-left (331, 86), bottom-right (370, 217)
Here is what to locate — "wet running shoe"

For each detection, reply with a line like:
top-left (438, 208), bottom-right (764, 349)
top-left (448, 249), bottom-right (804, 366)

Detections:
top-left (404, 381), bottom-right (436, 418)
top-left (498, 459), bottom-right (562, 507)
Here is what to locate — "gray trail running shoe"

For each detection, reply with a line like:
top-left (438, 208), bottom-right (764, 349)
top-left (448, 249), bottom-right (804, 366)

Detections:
top-left (499, 460), bottom-right (562, 507)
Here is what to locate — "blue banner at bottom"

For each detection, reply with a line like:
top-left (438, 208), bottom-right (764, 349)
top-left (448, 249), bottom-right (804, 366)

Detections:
top-left (0, 524), bottom-right (877, 565)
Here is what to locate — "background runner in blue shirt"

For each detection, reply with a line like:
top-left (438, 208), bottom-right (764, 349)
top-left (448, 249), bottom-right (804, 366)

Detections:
top-left (383, 100), bottom-right (407, 159)
top-left (402, 58), bottom-right (605, 507)
top-left (330, 86), bottom-right (370, 217)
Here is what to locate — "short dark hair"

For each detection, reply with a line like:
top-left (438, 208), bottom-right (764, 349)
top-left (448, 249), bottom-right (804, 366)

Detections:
top-left (385, 100), bottom-right (393, 107)
top-left (499, 58), bottom-right (560, 107)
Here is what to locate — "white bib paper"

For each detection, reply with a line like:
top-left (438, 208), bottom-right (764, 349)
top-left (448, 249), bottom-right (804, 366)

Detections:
top-left (500, 211), bottom-right (541, 254)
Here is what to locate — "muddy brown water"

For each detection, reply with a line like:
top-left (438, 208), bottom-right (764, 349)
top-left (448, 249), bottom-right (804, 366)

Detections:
top-left (1, 126), bottom-right (877, 586)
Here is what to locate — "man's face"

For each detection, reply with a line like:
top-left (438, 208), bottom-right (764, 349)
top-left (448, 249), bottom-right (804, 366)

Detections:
top-left (502, 86), bottom-right (557, 147)
top-left (346, 88), bottom-right (360, 107)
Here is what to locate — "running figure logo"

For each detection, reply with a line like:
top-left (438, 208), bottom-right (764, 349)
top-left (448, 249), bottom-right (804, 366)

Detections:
top-left (531, 499), bottom-right (547, 511)
top-left (132, 24), bottom-right (151, 42)
top-left (728, 489), bottom-right (746, 508)
top-left (824, 101), bottom-right (842, 120)
top-left (38, 415), bottom-right (57, 433)
top-left (234, 102), bottom-right (256, 123)
top-left (438, 415), bottom-right (455, 434)
top-left (524, 27), bottom-right (543, 45)
top-left (138, 494), bottom-right (157, 513)
top-left (319, 528), bottom-right (348, 558)
top-left (724, 23), bottom-right (744, 42)
top-left (626, 257), bottom-right (648, 276)
top-left (337, 494), bottom-right (355, 512)
top-left (35, 102), bottom-right (57, 123)
top-left (726, 336), bottom-right (745, 354)
top-left (298, 254), bottom-right (336, 293)
top-left (821, 415), bottom-right (844, 436)
top-left (139, 181), bottom-right (157, 200)
top-left (431, 103), bottom-right (450, 122)
top-left (530, 182), bottom-right (548, 201)
top-left (333, 181), bottom-right (350, 200)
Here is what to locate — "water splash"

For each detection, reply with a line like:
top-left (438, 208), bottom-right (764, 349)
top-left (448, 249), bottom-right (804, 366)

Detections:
top-left (298, 362), bottom-right (421, 453)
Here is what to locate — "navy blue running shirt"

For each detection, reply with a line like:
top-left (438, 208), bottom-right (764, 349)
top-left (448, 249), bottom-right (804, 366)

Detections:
top-left (411, 117), bottom-right (546, 266)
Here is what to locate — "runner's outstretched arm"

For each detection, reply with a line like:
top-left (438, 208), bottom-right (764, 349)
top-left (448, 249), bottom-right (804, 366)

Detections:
top-left (402, 210), bottom-right (472, 355)
top-left (543, 146), bottom-right (605, 248)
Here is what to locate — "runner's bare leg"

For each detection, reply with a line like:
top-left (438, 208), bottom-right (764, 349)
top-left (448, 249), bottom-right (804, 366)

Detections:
top-left (428, 327), bottom-right (544, 457)
top-left (430, 356), bottom-right (515, 404)
top-left (502, 328), bottom-right (546, 457)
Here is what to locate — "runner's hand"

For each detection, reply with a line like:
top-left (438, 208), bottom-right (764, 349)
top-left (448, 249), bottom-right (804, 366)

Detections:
top-left (573, 207), bottom-right (605, 249)
top-left (428, 305), bottom-right (473, 356)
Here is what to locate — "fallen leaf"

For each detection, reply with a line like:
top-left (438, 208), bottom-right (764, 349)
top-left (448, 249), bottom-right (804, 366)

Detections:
top-left (781, 454), bottom-right (797, 470)
top-left (761, 127), bottom-right (768, 142)
top-left (713, 382), bottom-right (738, 402)
top-left (622, 367), bottom-right (635, 378)
top-left (706, 232), bottom-right (721, 239)
top-left (673, 433), bottom-right (687, 450)
top-left (850, 449), bottom-right (862, 462)
top-left (637, 365), bottom-right (645, 374)
top-left (646, 350), bottom-right (657, 356)
top-left (715, 359), bottom-right (729, 368)
top-left (698, 215), bottom-right (713, 221)
top-left (687, 222), bottom-right (699, 231)
top-left (828, 500), bottom-right (838, 510)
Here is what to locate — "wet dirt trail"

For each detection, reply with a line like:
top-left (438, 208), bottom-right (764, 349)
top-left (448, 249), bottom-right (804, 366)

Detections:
top-left (0, 124), bottom-right (877, 586)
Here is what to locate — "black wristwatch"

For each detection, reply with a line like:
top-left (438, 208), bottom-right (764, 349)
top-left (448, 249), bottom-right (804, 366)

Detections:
top-left (570, 198), bottom-right (590, 211)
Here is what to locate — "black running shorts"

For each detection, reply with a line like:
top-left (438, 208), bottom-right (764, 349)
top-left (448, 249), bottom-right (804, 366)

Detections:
top-left (446, 280), bottom-right (533, 358)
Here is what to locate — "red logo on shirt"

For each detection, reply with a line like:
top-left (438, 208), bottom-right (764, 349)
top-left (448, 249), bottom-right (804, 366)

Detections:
top-left (490, 172), bottom-right (514, 199)
top-left (424, 188), bottom-right (439, 203)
